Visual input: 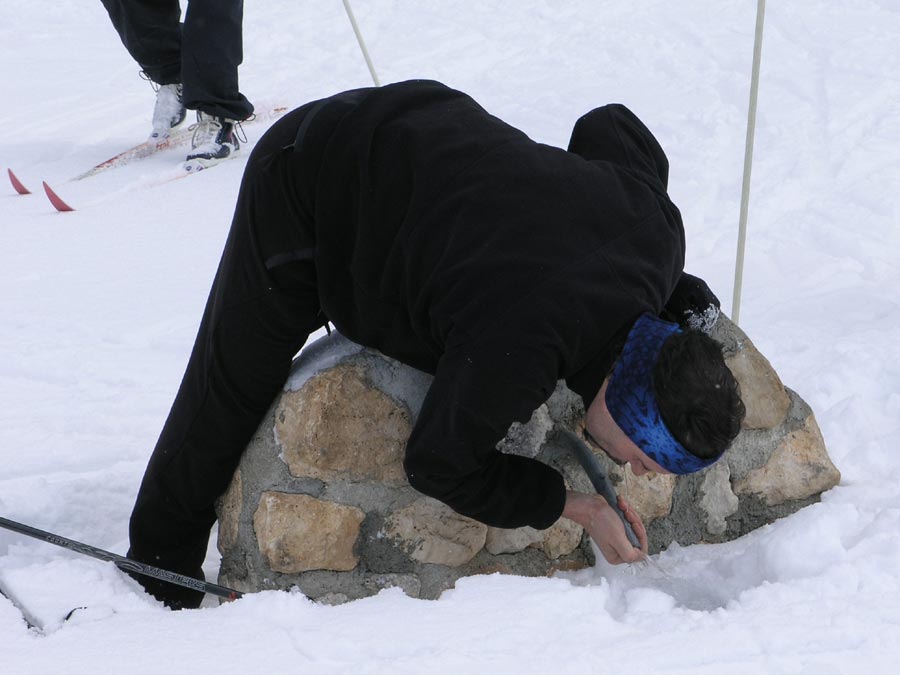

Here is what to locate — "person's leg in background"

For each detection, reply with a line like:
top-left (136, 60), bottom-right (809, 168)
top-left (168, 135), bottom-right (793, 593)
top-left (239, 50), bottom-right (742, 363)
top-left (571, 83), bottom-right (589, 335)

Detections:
top-left (181, 0), bottom-right (253, 121)
top-left (100, 0), bottom-right (182, 85)
top-left (99, 0), bottom-right (187, 140)
top-left (182, 0), bottom-right (254, 163)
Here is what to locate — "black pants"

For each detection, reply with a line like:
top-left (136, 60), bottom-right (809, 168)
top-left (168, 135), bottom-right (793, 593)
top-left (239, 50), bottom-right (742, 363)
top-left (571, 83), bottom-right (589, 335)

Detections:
top-left (127, 103), bottom-right (323, 608)
top-left (100, 0), bottom-right (253, 120)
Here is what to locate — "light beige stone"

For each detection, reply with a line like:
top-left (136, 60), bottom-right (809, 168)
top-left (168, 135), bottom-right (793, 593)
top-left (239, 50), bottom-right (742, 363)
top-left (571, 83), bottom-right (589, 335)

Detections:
top-left (698, 461), bottom-right (739, 535)
top-left (535, 518), bottom-right (584, 559)
top-left (254, 492), bottom-right (365, 573)
top-left (485, 526), bottom-right (543, 555)
top-left (615, 466), bottom-right (677, 522)
top-left (382, 498), bottom-right (487, 567)
top-left (725, 340), bottom-right (792, 430)
top-left (216, 469), bottom-right (243, 554)
top-left (485, 519), bottom-right (583, 559)
top-left (733, 413), bottom-right (841, 506)
top-left (275, 364), bottom-right (410, 486)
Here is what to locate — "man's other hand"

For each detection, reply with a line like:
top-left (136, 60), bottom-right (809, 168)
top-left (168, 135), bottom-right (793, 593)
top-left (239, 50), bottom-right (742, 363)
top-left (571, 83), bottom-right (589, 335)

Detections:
top-left (661, 272), bottom-right (721, 334)
top-left (561, 491), bottom-right (648, 564)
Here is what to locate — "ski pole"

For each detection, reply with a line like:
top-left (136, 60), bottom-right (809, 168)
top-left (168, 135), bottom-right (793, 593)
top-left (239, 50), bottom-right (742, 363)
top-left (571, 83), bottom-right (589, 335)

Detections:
top-left (341, 0), bottom-right (381, 86)
top-left (557, 429), bottom-right (641, 549)
top-left (0, 516), bottom-right (242, 602)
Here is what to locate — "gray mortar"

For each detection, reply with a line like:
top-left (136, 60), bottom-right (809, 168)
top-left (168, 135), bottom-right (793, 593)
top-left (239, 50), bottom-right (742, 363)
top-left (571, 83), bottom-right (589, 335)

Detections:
top-left (645, 471), bottom-right (709, 551)
top-left (725, 492), bottom-right (821, 539)
top-left (357, 512), bottom-right (419, 575)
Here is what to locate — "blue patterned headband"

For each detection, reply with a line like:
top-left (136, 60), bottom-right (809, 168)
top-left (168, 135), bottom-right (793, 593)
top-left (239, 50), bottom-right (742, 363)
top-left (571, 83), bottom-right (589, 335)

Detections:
top-left (605, 314), bottom-right (718, 474)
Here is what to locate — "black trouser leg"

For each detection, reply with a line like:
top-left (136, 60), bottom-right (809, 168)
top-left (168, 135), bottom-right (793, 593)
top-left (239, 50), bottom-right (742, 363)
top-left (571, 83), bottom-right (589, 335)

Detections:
top-left (182, 0), bottom-right (253, 119)
top-left (100, 0), bottom-right (183, 85)
top-left (128, 107), bottom-right (320, 608)
top-left (101, 0), bottom-right (253, 119)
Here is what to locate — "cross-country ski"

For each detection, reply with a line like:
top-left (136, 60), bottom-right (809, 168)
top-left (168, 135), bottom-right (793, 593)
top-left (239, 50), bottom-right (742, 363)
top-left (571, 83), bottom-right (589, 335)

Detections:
top-left (42, 181), bottom-right (74, 212)
top-left (7, 106), bottom-right (287, 212)
top-left (7, 168), bottom-right (31, 195)
top-left (69, 105), bottom-right (286, 182)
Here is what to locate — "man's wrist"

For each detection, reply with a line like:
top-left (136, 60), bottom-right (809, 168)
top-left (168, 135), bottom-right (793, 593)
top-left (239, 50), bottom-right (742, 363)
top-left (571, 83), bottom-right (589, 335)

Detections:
top-left (561, 490), bottom-right (594, 527)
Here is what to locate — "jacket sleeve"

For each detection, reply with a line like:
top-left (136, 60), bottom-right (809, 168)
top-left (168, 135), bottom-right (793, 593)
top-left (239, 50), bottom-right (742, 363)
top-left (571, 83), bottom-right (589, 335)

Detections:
top-left (403, 331), bottom-right (568, 530)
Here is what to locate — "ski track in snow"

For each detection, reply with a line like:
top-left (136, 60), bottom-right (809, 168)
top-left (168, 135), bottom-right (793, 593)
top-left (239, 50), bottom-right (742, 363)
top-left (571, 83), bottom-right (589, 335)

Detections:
top-left (2, 1), bottom-right (900, 672)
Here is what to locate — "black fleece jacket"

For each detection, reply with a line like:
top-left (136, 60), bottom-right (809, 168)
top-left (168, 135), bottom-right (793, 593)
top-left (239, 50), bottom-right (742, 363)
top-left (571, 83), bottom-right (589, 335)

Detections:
top-left (293, 80), bottom-right (685, 529)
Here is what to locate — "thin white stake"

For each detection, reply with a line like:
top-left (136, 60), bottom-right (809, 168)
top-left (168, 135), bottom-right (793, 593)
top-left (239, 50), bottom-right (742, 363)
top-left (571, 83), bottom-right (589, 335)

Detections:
top-left (731, 0), bottom-right (767, 325)
top-left (342, 0), bottom-right (381, 87)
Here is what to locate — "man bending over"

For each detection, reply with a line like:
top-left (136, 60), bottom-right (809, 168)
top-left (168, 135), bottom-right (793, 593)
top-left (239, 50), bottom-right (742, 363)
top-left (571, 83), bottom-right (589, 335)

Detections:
top-left (128, 80), bottom-right (745, 608)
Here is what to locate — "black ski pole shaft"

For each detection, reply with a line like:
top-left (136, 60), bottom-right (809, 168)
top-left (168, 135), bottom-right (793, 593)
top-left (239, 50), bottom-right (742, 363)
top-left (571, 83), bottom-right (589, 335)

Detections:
top-left (0, 515), bottom-right (242, 601)
top-left (558, 430), bottom-right (641, 549)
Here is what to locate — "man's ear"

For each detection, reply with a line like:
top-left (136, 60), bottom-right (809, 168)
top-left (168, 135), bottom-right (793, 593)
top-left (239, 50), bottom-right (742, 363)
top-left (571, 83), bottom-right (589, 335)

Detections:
top-left (583, 376), bottom-right (611, 440)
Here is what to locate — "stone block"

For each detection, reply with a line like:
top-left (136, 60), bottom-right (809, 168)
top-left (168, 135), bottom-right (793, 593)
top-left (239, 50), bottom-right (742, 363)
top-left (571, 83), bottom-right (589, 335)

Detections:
top-left (717, 322), bottom-right (791, 430)
top-left (698, 461), bottom-right (740, 535)
top-left (535, 518), bottom-right (584, 559)
top-left (734, 413), bottom-right (840, 506)
top-left (484, 518), bottom-right (583, 559)
top-left (381, 497), bottom-right (487, 567)
top-left (485, 526), bottom-right (543, 555)
top-left (614, 465), bottom-right (677, 522)
top-left (275, 363), bottom-right (410, 486)
top-left (253, 492), bottom-right (365, 573)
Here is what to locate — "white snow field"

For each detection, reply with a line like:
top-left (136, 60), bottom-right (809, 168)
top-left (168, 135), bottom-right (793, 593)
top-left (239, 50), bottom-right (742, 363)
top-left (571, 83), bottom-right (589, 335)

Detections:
top-left (2, 1), bottom-right (899, 673)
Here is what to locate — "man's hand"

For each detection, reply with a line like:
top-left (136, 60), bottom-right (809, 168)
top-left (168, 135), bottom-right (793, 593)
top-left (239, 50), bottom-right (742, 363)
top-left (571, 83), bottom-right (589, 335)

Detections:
top-left (660, 272), bottom-right (721, 334)
top-left (561, 490), bottom-right (648, 564)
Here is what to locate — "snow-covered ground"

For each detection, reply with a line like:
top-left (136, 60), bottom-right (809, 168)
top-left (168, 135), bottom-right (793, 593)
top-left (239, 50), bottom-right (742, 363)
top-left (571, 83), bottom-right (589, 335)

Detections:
top-left (2, 1), bottom-right (899, 672)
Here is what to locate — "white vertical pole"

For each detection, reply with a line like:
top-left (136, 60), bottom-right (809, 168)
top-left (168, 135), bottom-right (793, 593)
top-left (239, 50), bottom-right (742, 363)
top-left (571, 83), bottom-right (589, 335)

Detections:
top-left (342, 0), bottom-right (381, 87)
top-left (731, 0), bottom-right (767, 325)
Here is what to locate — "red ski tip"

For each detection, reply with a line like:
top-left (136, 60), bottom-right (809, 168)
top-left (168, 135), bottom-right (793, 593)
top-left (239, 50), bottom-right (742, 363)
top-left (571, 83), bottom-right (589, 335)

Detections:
top-left (8, 168), bottom-right (31, 195)
top-left (42, 181), bottom-right (75, 212)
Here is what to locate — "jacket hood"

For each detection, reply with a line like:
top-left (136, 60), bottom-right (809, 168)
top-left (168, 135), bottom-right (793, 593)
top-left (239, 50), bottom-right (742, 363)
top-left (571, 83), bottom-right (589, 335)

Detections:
top-left (567, 103), bottom-right (669, 192)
